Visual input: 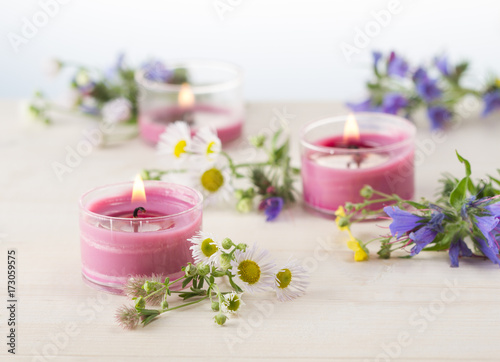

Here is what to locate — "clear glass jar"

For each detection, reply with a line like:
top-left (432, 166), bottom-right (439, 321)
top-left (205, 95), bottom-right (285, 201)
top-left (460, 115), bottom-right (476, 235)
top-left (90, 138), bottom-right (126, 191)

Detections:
top-left (135, 59), bottom-right (244, 145)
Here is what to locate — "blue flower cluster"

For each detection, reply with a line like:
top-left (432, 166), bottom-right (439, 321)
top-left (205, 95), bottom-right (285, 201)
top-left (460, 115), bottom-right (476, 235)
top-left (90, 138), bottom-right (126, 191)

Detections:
top-left (384, 196), bottom-right (500, 267)
top-left (348, 50), bottom-right (500, 130)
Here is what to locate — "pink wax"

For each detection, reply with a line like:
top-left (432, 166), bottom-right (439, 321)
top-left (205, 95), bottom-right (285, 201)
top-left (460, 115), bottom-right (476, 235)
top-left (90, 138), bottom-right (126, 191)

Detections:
top-left (139, 104), bottom-right (243, 145)
top-left (79, 182), bottom-right (202, 294)
top-left (301, 133), bottom-right (414, 214)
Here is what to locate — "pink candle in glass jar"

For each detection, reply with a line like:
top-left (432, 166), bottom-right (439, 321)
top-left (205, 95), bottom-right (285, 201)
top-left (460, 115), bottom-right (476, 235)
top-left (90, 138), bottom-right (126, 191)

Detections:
top-left (300, 113), bottom-right (416, 214)
top-left (135, 60), bottom-right (244, 145)
top-left (79, 178), bottom-right (202, 294)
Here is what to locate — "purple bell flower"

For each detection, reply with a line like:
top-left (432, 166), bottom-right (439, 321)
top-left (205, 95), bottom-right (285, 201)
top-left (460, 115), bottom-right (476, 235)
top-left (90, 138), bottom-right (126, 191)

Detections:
top-left (387, 51), bottom-right (408, 78)
top-left (427, 106), bottom-right (452, 130)
top-left (482, 90), bottom-right (500, 116)
top-left (448, 238), bottom-right (472, 267)
top-left (372, 51), bottom-right (382, 69)
top-left (142, 60), bottom-right (172, 82)
top-left (262, 197), bottom-right (284, 221)
top-left (435, 56), bottom-right (450, 76)
top-left (383, 206), bottom-right (423, 238)
top-left (346, 98), bottom-right (381, 112)
top-left (476, 238), bottom-right (500, 266)
top-left (409, 212), bottom-right (445, 256)
top-left (382, 93), bottom-right (408, 115)
top-left (416, 78), bottom-right (442, 102)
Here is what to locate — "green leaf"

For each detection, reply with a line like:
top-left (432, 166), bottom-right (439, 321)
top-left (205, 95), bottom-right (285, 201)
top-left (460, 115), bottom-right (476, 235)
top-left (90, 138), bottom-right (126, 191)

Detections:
top-left (271, 129), bottom-right (283, 150)
top-left (139, 309), bottom-right (161, 316)
top-left (227, 274), bottom-right (243, 293)
top-left (449, 177), bottom-right (469, 209)
top-left (404, 200), bottom-right (428, 210)
top-left (456, 151), bottom-right (471, 177)
top-left (182, 276), bottom-right (193, 289)
top-left (141, 313), bottom-right (160, 326)
top-left (488, 174), bottom-right (500, 187)
top-left (398, 255), bottom-right (414, 259)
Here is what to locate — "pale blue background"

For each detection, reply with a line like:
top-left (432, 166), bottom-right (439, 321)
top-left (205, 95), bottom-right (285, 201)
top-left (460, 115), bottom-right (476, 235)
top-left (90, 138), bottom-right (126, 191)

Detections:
top-left (0, 0), bottom-right (499, 101)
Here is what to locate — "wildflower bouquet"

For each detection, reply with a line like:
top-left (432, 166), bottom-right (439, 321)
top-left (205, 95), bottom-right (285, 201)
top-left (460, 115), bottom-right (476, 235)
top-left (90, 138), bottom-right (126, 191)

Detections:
top-left (116, 233), bottom-right (308, 329)
top-left (337, 151), bottom-right (500, 267)
top-left (29, 56), bottom-right (187, 126)
top-left (348, 50), bottom-right (500, 130)
top-left (141, 121), bottom-right (300, 221)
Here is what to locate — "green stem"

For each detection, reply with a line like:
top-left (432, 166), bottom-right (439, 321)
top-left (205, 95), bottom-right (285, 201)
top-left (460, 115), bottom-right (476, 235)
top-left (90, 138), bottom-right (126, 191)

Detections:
top-left (233, 161), bottom-right (271, 169)
top-left (161, 296), bottom-right (209, 313)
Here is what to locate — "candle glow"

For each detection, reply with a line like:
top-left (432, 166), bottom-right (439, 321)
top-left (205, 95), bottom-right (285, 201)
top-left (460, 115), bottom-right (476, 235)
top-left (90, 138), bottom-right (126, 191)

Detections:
top-left (178, 83), bottom-right (195, 109)
top-left (131, 174), bottom-right (147, 203)
top-left (343, 113), bottom-right (360, 144)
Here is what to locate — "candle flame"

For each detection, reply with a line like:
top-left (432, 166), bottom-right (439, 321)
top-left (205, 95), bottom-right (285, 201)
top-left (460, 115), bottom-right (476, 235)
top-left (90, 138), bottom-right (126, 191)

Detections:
top-left (131, 174), bottom-right (146, 203)
top-left (178, 82), bottom-right (195, 109)
top-left (343, 113), bottom-right (360, 144)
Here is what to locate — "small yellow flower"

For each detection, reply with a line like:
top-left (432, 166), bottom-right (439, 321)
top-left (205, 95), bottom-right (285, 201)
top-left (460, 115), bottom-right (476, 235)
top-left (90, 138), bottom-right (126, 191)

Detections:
top-left (347, 239), bottom-right (369, 262)
top-left (496, 78), bottom-right (500, 88)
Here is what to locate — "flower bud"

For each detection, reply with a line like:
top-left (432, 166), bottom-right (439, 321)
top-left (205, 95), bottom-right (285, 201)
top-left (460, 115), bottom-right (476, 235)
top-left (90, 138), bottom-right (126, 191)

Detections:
top-left (211, 301), bottom-right (220, 312)
top-left (236, 243), bottom-right (247, 251)
top-left (249, 134), bottom-right (266, 148)
top-left (184, 263), bottom-right (197, 277)
top-left (221, 238), bottom-right (234, 250)
top-left (143, 281), bottom-right (155, 294)
top-left (360, 185), bottom-right (373, 199)
top-left (236, 198), bottom-right (253, 213)
top-left (135, 297), bottom-right (146, 310)
top-left (337, 217), bottom-right (350, 228)
top-left (197, 263), bottom-right (210, 276)
top-left (344, 202), bottom-right (354, 212)
top-left (161, 300), bottom-right (169, 310)
top-left (234, 189), bottom-right (244, 200)
top-left (219, 254), bottom-right (232, 271)
top-left (214, 313), bottom-right (227, 325)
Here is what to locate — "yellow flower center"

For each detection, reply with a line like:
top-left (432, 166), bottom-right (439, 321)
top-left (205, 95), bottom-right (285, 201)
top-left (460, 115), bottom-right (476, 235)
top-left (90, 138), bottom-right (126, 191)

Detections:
top-left (174, 140), bottom-right (187, 158)
top-left (225, 295), bottom-right (241, 312)
top-left (206, 141), bottom-right (216, 155)
top-left (201, 238), bottom-right (218, 257)
top-left (238, 260), bottom-right (261, 285)
top-left (200, 168), bottom-right (224, 193)
top-left (276, 268), bottom-right (292, 289)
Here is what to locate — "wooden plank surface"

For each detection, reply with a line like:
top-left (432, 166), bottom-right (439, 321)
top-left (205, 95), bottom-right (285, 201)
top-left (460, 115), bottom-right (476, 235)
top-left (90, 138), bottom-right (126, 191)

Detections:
top-left (1, 100), bottom-right (500, 361)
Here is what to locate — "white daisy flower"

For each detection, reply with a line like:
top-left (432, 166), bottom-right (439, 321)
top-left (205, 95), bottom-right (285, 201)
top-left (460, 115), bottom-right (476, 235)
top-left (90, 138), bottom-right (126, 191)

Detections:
top-left (221, 292), bottom-right (245, 315)
top-left (230, 245), bottom-right (276, 293)
top-left (188, 231), bottom-right (220, 265)
top-left (102, 97), bottom-right (132, 124)
top-left (194, 160), bottom-right (233, 203)
top-left (273, 259), bottom-right (309, 302)
top-left (189, 127), bottom-right (221, 163)
top-left (157, 121), bottom-right (192, 161)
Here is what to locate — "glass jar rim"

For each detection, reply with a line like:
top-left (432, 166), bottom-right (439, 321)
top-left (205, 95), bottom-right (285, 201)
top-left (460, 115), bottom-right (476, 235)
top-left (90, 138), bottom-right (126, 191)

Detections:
top-left (79, 181), bottom-right (203, 221)
top-left (135, 59), bottom-right (244, 94)
top-left (300, 112), bottom-right (416, 154)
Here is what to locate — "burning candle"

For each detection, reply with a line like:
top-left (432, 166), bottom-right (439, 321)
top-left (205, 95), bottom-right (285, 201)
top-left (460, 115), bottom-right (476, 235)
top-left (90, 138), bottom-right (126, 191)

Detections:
top-left (79, 177), bottom-right (203, 294)
top-left (136, 60), bottom-right (245, 145)
top-left (178, 82), bottom-right (195, 125)
top-left (300, 113), bottom-right (416, 214)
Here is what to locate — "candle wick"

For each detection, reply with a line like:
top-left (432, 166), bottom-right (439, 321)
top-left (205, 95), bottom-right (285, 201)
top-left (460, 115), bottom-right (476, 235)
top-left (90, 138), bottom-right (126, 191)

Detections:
top-left (182, 110), bottom-right (194, 125)
top-left (133, 207), bottom-right (146, 218)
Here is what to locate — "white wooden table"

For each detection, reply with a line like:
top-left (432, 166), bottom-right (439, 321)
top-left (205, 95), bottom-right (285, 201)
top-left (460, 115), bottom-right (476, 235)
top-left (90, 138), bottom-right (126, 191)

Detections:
top-left (2, 99), bottom-right (500, 361)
